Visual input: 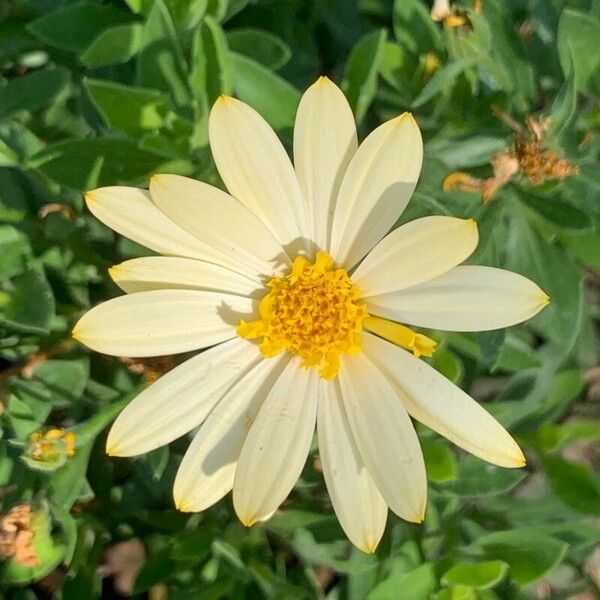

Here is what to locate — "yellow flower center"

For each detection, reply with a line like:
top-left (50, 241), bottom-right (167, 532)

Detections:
top-left (237, 251), bottom-right (367, 379)
top-left (237, 251), bottom-right (437, 379)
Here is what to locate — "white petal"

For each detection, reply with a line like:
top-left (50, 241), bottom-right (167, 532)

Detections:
top-left (106, 338), bottom-right (260, 456)
top-left (354, 216), bottom-right (479, 297)
top-left (173, 354), bottom-right (289, 512)
top-left (294, 77), bottom-right (357, 251)
top-left (329, 113), bottom-right (423, 268)
top-left (109, 257), bottom-right (260, 297)
top-left (72, 289), bottom-right (255, 357)
top-left (149, 174), bottom-right (289, 278)
top-left (317, 378), bottom-right (387, 553)
top-left (338, 353), bottom-right (427, 522)
top-left (233, 360), bottom-right (318, 526)
top-left (363, 333), bottom-right (525, 467)
top-left (368, 265), bottom-right (549, 332)
top-left (209, 96), bottom-right (310, 252)
top-left (86, 187), bottom-right (236, 267)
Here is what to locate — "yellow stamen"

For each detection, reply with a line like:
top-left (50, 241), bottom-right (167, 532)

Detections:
top-left (364, 315), bottom-right (437, 358)
top-left (237, 251), bottom-right (368, 379)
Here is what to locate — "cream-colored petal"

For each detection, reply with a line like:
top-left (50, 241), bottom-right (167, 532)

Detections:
top-left (209, 96), bottom-right (310, 252)
top-left (72, 289), bottom-right (255, 357)
top-left (106, 338), bottom-right (260, 457)
top-left (233, 359), bottom-right (318, 526)
top-left (317, 378), bottom-right (387, 553)
top-left (354, 216), bottom-right (479, 297)
top-left (173, 354), bottom-right (289, 512)
top-left (329, 113), bottom-right (423, 268)
top-left (368, 265), bottom-right (549, 332)
top-left (149, 174), bottom-right (289, 278)
top-left (338, 353), bottom-right (427, 523)
top-left (109, 257), bottom-right (260, 297)
top-left (85, 187), bottom-right (237, 267)
top-left (363, 333), bottom-right (525, 467)
top-left (294, 77), bottom-right (357, 251)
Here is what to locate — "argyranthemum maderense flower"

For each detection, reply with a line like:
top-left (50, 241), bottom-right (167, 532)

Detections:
top-left (73, 77), bottom-right (549, 553)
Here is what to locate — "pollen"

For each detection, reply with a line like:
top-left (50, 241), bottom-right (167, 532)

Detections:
top-left (237, 251), bottom-right (368, 379)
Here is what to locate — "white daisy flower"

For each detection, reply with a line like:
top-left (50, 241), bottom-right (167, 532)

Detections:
top-left (72, 77), bottom-right (548, 553)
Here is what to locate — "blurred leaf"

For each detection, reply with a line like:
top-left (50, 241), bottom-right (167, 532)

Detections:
top-left (472, 529), bottom-right (568, 585)
top-left (342, 29), bottom-right (387, 124)
top-left (136, 0), bottom-right (191, 107)
top-left (368, 563), bottom-right (436, 600)
top-left (412, 58), bottom-right (477, 108)
top-left (421, 438), bottom-right (458, 483)
top-left (521, 193), bottom-right (592, 232)
top-left (227, 29), bottom-right (291, 71)
top-left (29, 138), bottom-right (167, 190)
top-left (231, 53), bottom-right (300, 130)
top-left (543, 455), bottom-right (600, 516)
top-left (393, 0), bottom-right (441, 55)
top-left (431, 348), bottom-right (463, 384)
top-left (505, 215), bottom-right (583, 355)
top-left (0, 264), bottom-right (54, 335)
top-left (27, 2), bottom-right (129, 53)
top-left (446, 456), bottom-right (526, 498)
top-left (30, 359), bottom-right (90, 408)
top-left (0, 225), bottom-right (31, 279)
top-left (557, 9), bottom-right (600, 91)
top-left (80, 23), bottom-right (146, 68)
top-left (477, 330), bottom-right (506, 369)
top-left (84, 78), bottom-right (170, 136)
top-left (535, 419), bottom-right (600, 453)
top-left (0, 68), bottom-right (69, 119)
top-left (549, 48), bottom-right (576, 136)
top-left (442, 561), bottom-right (508, 590)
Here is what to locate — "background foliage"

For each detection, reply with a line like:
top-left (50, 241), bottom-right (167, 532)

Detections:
top-left (1, 0), bottom-right (599, 598)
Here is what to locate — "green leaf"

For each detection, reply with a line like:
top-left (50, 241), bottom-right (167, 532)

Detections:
top-left (368, 564), bottom-right (437, 600)
top-left (231, 53), bottom-right (300, 130)
top-left (393, 0), bottom-right (442, 55)
top-left (80, 23), bottom-right (145, 68)
top-left (412, 58), bottom-right (477, 108)
top-left (477, 330), bottom-right (506, 369)
top-left (505, 215), bottom-right (583, 356)
top-left (227, 29), bottom-right (291, 71)
top-left (190, 16), bottom-right (233, 102)
top-left (549, 48), bottom-right (577, 137)
top-left (342, 29), bottom-right (387, 124)
top-left (535, 419), bottom-right (600, 453)
top-left (27, 2), bottom-right (129, 53)
top-left (421, 438), bottom-right (458, 483)
top-left (543, 455), bottom-right (600, 516)
top-left (84, 78), bottom-right (170, 136)
top-left (0, 264), bottom-right (55, 335)
top-left (446, 456), bottom-right (526, 498)
top-left (30, 359), bottom-right (90, 408)
top-left (29, 138), bottom-right (168, 190)
top-left (472, 529), bottom-right (568, 585)
top-left (136, 0), bottom-right (191, 107)
top-left (521, 193), bottom-right (592, 232)
top-left (442, 561), bottom-right (508, 590)
top-left (0, 225), bottom-right (31, 279)
top-left (0, 68), bottom-right (69, 119)
top-left (431, 348), bottom-right (463, 384)
top-left (557, 9), bottom-right (600, 91)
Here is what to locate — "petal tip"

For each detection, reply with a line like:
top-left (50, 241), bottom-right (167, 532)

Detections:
top-left (107, 265), bottom-right (121, 280)
top-left (360, 541), bottom-right (379, 554)
top-left (84, 190), bottom-right (97, 206)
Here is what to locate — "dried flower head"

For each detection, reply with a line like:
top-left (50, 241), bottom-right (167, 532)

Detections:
top-left (0, 505), bottom-right (39, 567)
top-left (443, 112), bottom-right (579, 203)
